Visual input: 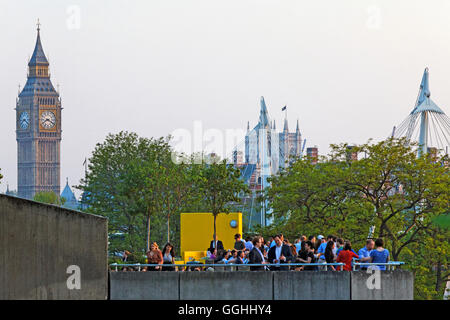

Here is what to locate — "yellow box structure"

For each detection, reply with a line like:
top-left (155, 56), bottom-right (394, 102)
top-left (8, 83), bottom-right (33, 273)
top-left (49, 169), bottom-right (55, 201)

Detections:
top-left (183, 251), bottom-right (206, 263)
top-left (180, 212), bottom-right (243, 262)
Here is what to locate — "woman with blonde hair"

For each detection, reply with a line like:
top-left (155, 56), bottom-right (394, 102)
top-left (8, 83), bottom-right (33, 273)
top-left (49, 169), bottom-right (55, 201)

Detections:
top-left (146, 242), bottom-right (163, 271)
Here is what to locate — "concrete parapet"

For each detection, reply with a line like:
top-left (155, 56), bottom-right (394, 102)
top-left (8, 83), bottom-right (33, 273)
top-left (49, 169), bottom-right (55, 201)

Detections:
top-left (109, 270), bottom-right (413, 300)
top-left (274, 271), bottom-right (351, 300)
top-left (0, 194), bottom-right (108, 300)
top-left (179, 271), bottom-right (273, 300)
top-left (351, 270), bottom-right (413, 300)
top-left (110, 271), bottom-right (179, 300)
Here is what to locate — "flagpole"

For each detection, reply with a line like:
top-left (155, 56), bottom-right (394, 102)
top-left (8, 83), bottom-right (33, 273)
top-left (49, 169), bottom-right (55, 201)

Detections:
top-left (83, 157), bottom-right (88, 188)
top-left (282, 105), bottom-right (287, 120)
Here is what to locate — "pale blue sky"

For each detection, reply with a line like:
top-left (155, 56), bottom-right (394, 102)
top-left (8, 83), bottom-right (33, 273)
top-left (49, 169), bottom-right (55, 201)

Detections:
top-left (1, 0), bottom-right (450, 196)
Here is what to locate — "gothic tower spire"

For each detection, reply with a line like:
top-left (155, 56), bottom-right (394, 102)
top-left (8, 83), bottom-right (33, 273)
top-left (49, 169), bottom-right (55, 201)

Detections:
top-left (28, 19), bottom-right (50, 77)
top-left (295, 119), bottom-right (301, 156)
top-left (283, 117), bottom-right (289, 132)
top-left (16, 22), bottom-right (62, 199)
top-left (259, 96), bottom-right (270, 128)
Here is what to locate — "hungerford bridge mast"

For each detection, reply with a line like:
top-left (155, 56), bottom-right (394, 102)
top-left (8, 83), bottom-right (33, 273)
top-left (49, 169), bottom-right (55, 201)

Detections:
top-left (394, 68), bottom-right (450, 157)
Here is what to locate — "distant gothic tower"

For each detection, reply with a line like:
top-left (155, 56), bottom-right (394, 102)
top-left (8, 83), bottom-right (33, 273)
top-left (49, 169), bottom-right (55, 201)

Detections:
top-left (244, 97), bottom-right (302, 176)
top-left (279, 118), bottom-right (302, 167)
top-left (16, 23), bottom-right (62, 199)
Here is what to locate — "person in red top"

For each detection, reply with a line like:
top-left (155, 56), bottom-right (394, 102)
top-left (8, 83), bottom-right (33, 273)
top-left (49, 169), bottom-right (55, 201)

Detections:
top-left (337, 241), bottom-right (359, 271)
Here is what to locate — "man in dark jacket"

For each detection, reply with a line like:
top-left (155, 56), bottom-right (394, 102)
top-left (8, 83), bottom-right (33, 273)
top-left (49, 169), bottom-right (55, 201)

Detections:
top-left (248, 236), bottom-right (266, 271)
top-left (209, 234), bottom-right (224, 252)
top-left (234, 233), bottom-right (246, 250)
top-left (268, 234), bottom-right (293, 271)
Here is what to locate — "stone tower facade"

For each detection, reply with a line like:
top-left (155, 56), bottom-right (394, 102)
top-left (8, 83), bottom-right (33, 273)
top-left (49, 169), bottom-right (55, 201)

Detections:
top-left (16, 24), bottom-right (61, 199)
top-left (244, 97), bottom-right (302, 177)
top-left (279, 118), bottom-right (302, 168)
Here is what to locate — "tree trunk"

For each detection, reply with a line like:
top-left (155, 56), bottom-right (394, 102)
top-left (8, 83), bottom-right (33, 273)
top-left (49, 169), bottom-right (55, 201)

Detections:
top-left (146, 214), bottom-right (151, 252)
top-left (167, 213), bottom-right (171, 243)
top-left (436, 258), bottom-right (442, 293)
top-left (167, 196), bottom-right (171, 243)
top-left (128, 223), bottom-right (135, 252)
top-left (213, 213), bottom-right (217, 250)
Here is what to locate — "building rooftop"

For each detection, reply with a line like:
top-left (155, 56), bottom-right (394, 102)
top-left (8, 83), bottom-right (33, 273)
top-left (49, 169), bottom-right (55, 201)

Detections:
top-left (61, 179), bottom-right (78, 210)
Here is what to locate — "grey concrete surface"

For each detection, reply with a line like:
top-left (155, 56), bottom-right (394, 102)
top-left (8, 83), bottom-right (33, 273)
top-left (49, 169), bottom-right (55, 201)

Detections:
top-left (180, 271), bottom-right (273, 300)
top-left (351, 270), bottom-right (414, 300)
top-left (110, 271), bottom-right (179, 300)
top-left (274, 271), bottom-right (351, 300)
top-left (109, 270), bottom-right (414, 300)
top-left (0, 194), bottom-right (108, 300)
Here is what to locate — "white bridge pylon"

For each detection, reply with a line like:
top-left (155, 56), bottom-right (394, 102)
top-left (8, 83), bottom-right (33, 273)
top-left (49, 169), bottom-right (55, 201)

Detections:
top-left (394, 68), bottom-right (450, 157)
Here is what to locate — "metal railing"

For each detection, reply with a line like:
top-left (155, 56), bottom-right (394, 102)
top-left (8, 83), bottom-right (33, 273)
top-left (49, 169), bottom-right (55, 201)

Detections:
top-left (110, 261), bottom-right (406, 272)
top-left (351, 261), bottom-right (405, 271)
top-left (110, 262), bottom-right (345, 272)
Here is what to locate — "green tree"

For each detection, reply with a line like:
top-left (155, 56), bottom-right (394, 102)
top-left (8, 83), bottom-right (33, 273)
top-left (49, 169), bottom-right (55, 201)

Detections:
top-left (405, 225), bottom-right (450, 299)
top-left (265, 138), bottom-right (449, 299)
top-left (328, 139), bottom-right (449, 261)
top-left (266, 155), bottom-right (372, 244)
top-left (78, 131), bottom-right (152, 253)
top-left (433, 213), bottom-right (450, 229)
top-left (160, 158), bottom-right (201, 244)
top-left (77, 131), bottom-right (207, 255)
top-left (33, 191), bottom-right (66, 206)
top-left (196, 158), bottom-right (249, 249)
top-left (131, 135), bottom-right (194, 251)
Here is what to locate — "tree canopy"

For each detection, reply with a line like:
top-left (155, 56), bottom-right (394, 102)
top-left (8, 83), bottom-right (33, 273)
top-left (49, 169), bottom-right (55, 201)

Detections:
top-left (78, 131), bottom-right (247, 257)
top-left (77, 132), bottom-right (448, 299)
top-left (264, 138), bottom-right (449, 299)
top-left (33, 191), bottom-right (66, 206)
top-left (195, 159), bottom-right (249, 249)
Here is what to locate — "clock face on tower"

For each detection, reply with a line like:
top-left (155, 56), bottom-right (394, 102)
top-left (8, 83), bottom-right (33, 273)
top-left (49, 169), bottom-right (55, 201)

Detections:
top-left (19, 111), bottom-right (30, 129)
top-left (40, 111), bottom-right (56, 129)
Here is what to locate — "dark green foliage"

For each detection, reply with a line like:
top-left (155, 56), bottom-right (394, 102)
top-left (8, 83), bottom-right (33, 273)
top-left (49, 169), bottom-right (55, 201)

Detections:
top-left (264, 138), bottom-right (449, 299)
top-left (78, 131), bottom-right (248, 260)
top-left (33, 191), bottom-right (66, 206)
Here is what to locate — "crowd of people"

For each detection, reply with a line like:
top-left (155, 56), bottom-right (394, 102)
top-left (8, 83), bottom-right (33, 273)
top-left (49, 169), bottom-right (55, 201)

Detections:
top-left (115, 233), bottom-right (391, 272)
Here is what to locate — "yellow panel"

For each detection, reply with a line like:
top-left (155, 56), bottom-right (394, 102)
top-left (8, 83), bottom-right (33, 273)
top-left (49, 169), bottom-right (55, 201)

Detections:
top-left (180, 212), bottom-right (242, 258)
top-left (183, 251), bottom-right (207, 263)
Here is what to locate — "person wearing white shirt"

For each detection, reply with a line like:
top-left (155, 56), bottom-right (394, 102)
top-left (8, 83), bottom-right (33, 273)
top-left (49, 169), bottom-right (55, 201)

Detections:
top-left (268, 234), bottom-right (292, 271)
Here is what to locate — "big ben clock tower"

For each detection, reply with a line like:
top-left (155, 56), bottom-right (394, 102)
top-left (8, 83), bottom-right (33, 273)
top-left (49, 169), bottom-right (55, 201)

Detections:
top-left (16, 22), bottom-right (62, 199)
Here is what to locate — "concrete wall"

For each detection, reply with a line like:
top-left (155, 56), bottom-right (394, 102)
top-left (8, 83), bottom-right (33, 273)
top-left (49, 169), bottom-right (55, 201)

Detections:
top-left (180, 272), bottom-right (273, 300)
top-left (274, 272), bottom-right (351, 300)
top-left (109, 270), bottom-right (413, 300)
top-left (0, 194), bottom-right (108, 300)
top-left (351, 270), bottom-right (414, 300)
top-left (110, 272), bottom-right (179, 300)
